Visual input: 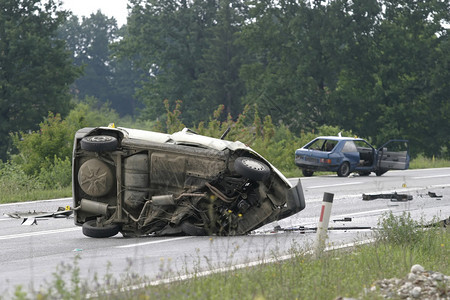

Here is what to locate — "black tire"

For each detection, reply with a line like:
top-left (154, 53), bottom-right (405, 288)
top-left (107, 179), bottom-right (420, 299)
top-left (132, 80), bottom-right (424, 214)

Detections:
top-left (337, 162), bottom-right (350, 177)
top-left (82, 220), bottom-right (121, 238)
top-left (234, 157), bottom-right (271, 181)
top-left (358, 172), bottom-right (371, 176)
top-left (181, 221), bottom-right (207, 236)
top-left (80, 135), bottom-right (118, 152)
top-left (302, 169), bottom-right (314, 177)
top-left (375, 170), bottom-right (388, 176)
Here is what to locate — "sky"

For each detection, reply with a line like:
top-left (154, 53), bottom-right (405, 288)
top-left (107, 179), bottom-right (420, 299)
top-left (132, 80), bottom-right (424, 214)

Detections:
top-left (61, 0), bottom-right (129, 26)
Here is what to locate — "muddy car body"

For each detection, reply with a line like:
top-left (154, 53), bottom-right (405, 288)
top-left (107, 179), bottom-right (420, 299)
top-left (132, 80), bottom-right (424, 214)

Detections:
top-left (73, 126), bottom-right (305, 238)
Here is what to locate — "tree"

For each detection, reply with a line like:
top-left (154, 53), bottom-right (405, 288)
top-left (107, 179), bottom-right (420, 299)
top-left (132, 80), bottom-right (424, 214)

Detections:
top-left (240, 0), bottom-right (363, 132)
top-left (0, 0), bottom-right (79, 161)
top-left (195, 0), bottom-right (247, 118)
top-left (120, 0), bottom-right (248, 125)
top-left (58, 12), bottom-right (140, 116)
top-left (331, 0), bottom-right (450, 156)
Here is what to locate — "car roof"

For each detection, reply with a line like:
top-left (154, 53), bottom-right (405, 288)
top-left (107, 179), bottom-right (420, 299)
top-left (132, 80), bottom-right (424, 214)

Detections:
top-left (314, 136), bottom-right (365, 142)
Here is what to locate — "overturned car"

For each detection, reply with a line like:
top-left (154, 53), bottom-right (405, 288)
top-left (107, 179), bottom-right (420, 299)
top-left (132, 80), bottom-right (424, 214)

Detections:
top-left (72, 126), bottom-right (305, 238)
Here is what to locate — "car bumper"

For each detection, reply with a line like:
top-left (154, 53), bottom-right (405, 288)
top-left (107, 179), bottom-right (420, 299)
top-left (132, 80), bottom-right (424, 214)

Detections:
top-left (295, 159), bottom-right (339, 172)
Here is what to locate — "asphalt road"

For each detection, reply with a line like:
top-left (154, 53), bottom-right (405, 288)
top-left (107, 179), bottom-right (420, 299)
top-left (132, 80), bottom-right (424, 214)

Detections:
top-left (1, 167), bottom-right (449, 295)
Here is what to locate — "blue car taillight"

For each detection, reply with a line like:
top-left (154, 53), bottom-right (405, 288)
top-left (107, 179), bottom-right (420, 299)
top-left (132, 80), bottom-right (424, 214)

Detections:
top-left (320, 158), bottom-right (331, 164)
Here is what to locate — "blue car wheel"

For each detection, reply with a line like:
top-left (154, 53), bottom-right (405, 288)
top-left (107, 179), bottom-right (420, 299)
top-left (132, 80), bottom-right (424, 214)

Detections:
top-left (337, 162), bottom-right (350, 177)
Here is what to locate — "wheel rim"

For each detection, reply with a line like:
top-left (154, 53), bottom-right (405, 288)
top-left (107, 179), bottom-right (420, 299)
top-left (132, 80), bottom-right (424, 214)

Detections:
top-left (88, 136), bottom-right (114, 143)
top-left (339, 163), bottom-right (350, 176)
top-left (242, 158), bottom-right (266, 171)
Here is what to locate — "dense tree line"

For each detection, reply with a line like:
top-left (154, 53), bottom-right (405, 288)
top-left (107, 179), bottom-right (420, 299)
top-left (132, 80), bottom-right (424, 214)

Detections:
top-left (119, 0), bottom-right (449, 157)
top-left (0, 0), bottom-right (449, 162)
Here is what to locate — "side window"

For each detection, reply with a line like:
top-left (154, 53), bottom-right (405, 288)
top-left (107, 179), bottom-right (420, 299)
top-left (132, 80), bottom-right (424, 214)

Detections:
top-left (306, 139), bottom-right (326, 151)
top-left (342, 141), bottom-right (357, 153)
top-left (324, 141), bottom-right (337, 151)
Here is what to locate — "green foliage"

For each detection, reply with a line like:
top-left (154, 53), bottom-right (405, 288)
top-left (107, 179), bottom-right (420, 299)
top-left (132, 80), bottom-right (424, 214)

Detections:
top-left (121, 0), bottom-right (248, 125)
top-left (0, 161), bottom-right (43, 197)
top-left (410, 154), bottom-right (450, 169)
top-left (376, 211), bottom-right (422, 247)
top-left (38, 156), bottom-right (72, 189)
top-left (0, 0), bottom-right (80, 161)
top-left (58, 13), bottom-right (140, 116)
top-left (66, 97), bottom-right (121, 128)
top-left (112, 0), bottom-right (450, 159)
top-left (162, 99), bottom-right (186, 134)
top-left (11, 113), bottom-right (74, 177)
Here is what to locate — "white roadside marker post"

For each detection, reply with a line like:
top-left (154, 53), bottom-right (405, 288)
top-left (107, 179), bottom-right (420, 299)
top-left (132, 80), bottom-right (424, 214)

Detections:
top-left (314, 192), bottom-right (334, 258)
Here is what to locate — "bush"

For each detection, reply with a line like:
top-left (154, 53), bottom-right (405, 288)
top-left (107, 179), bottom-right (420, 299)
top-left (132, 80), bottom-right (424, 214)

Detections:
top-left (11, 112), bottom-right (74, 176)
top-left (38, 156), bottom-right (72, 189)
top-left (0, 161), bottom-right (43, 200)
top-left (375, 211), bottom-right (422, 246)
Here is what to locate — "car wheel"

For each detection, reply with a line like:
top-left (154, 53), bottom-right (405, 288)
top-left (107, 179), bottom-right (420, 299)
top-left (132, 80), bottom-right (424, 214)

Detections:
top-left (302, 169), bottom-right (314, 177)
top-left (358, 172), bottom-right (371, 176)
top-left (234, 157), bottom-right (271, 181)
top-left (78, 159), bottom-right (114, 197)
top-left (181, 221), bottom-right (207, 236)
top-left (80, 135), bottom-right (118, 152)
top-left (82, 220), bottom-right (121, 238)
top-left (375, 170), bottom-right (388, 176)
top-left (337, 162), bottom-right (350, 177)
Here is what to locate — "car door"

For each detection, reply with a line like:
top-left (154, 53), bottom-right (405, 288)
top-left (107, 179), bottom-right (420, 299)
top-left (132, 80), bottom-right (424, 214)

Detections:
top-left (377, 140), bottom-right (410, 170)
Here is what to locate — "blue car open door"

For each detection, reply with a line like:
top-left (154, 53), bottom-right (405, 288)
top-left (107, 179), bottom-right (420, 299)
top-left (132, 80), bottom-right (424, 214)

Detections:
top-left (377, 140), bottom-right (410, 171)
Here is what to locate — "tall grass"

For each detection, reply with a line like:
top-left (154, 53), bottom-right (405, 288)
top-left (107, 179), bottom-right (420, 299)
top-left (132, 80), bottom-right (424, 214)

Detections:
top-left (0, 160), bottom-right (72, 204)
top-left (10, 213), bottom-right (449, 299)
top-left (409, 154), bottom-right (450, 169)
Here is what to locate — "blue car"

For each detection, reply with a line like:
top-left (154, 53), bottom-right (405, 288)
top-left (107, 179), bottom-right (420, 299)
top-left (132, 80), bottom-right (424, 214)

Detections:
top-left (295, 136), bottom-right (410, 177)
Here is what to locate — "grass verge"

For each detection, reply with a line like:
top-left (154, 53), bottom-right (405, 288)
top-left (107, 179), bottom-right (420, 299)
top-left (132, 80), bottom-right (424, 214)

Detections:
top-left (0, 187), bottom-right (72, 204)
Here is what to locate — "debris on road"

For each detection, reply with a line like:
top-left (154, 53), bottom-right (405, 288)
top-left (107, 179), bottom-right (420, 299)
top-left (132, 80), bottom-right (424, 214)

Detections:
top-left (428, 191), bottom-right (442, 198)
top-left (362, 192), bottom-right (412, 202)
top-left (19, 207), bottom-right (73, 225)
top-left (333, 217), bottom-right (352, 222)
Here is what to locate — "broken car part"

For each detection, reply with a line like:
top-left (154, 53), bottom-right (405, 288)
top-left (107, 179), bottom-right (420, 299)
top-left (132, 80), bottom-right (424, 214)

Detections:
top-left (362, 193), bottom-right (412, 202)
top-left (72, 126), bottom-right (306, 238)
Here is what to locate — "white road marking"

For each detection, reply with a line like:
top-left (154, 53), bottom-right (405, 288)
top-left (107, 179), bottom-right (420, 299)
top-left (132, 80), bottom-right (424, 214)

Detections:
top-left (332, 208), bottom-right (391, 218)
top-left (0, 227), bottom-right (79, 240)
top-left (115, 236), bottom-right (193, 248)
top-left (0, 197), bottom-right (72, 207)
top-left (412, 174), bottom-right (450, 179)
top-left (307, 182), bottom-right (363, 189)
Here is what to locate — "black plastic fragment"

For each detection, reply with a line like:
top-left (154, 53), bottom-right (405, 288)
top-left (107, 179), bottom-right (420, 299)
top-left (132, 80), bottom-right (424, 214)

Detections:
top-left (362, 192), bottom-right (412, 201)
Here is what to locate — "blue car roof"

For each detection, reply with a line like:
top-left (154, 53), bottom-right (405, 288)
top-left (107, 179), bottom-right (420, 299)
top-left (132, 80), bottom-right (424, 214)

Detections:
top-left (314, 136), bottom-right (365, 141)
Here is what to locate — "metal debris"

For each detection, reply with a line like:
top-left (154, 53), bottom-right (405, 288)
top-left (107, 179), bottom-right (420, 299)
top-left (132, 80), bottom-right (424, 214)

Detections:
top-left (333, 217), bottom-right (352, 222)
top-left (362, 192), bottom-right (412, 202)
top-left (427, 191), bottom-right (442, 198)
top-left (21, 207), bottom-right (73, 225)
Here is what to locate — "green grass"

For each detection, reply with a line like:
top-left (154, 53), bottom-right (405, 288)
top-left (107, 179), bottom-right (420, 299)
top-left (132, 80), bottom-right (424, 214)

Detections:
top-left (409, 154), bottom-right (450, 169)
top-left (12, 213), bottom-right (449, 300)
top-left (0, 187), bottom-right (72, 204)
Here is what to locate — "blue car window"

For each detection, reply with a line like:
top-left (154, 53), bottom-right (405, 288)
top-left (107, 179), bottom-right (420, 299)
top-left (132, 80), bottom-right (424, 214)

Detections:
top-left (342, 141), bottom-right (357, 153)
top-left (307, 139), bottom-right (326, 150)
top-left (324, 141), bottom-right (336, 151)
